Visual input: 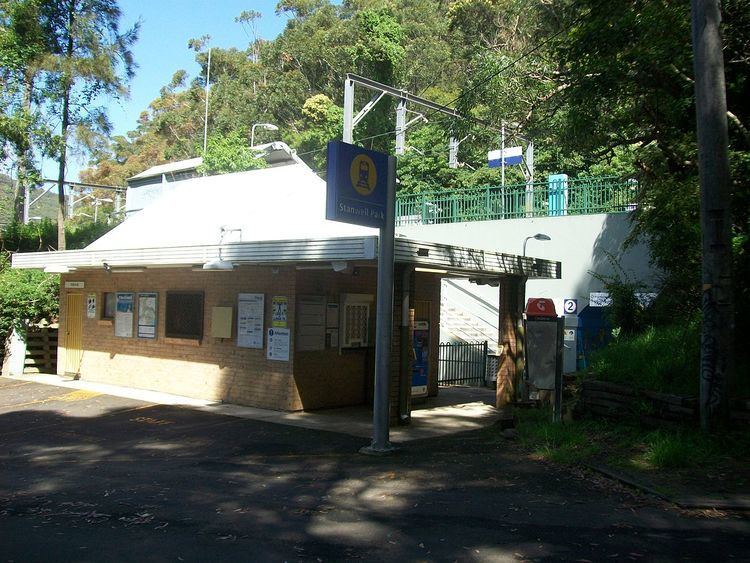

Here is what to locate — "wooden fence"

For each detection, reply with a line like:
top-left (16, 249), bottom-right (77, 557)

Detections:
top-left (580, 380), bottom-right (750, 426)
top-left (24, 327), bottom-right (58, 374)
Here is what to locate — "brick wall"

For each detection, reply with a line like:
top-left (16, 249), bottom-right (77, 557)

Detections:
top-left (57, 263), bottom-right (446, 415)
top-left (60, 266), bottom-right (299, 410)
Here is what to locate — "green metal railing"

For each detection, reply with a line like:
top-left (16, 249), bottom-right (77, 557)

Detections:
top-left (395, 176), bottom-right (638, 225)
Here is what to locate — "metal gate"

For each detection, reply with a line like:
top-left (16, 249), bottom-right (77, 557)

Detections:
top-left (438, 341), bottom-right (488, 386)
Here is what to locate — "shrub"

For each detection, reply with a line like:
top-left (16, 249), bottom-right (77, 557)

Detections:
top-left (0, 254), bottom-right (59, 362)
top-left (589, 316), bottom-right (701, 396)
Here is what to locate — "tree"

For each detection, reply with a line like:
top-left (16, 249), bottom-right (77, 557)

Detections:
top-left (44, 0), bottom-right (138, 250)
top-left (0, 0), bottom-right (56, 222)
top-left (198, 131), bottom-right (267, 175)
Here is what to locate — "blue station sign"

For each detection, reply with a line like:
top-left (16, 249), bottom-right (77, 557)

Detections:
top-left (326, 141), bottom-right (391, 229)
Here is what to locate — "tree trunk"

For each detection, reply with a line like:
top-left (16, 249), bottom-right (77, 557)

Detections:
top-left (56, 4), bottom-right (76, 251)
top-left (690, 0), bottom-right (734, 432)
top-left (13, 74), bottom-right (35, 223)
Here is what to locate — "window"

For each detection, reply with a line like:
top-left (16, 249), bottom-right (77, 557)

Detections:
top-left (102, 292), bottom-right (116, 320)
top-left (165, 291), bottom-right (204, 340)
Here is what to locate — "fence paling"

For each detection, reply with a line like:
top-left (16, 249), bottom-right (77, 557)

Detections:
top-left (438, 341), bottom-right (488, 386)
top-left (396, 176), bottom-right (637, 225)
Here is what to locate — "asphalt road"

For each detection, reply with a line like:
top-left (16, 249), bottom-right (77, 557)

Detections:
top-left (0, 378), bottom-right (748, 562)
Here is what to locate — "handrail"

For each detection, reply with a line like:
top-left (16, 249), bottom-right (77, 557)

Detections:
top-left (396, 176), bottom-right (638, 225)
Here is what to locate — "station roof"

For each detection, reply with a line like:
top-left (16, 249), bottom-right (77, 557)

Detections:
top-left (13, 161), bottom-right (560, 280)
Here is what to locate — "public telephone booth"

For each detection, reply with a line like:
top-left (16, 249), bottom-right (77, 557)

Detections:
top-left (524, 298), bottom-right (564, 421)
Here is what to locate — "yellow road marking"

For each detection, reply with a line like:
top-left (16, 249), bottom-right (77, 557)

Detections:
top-left (0, 389), bottom-right (102, 409)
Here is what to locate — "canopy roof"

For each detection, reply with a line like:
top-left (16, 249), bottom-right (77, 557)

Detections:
top-left (12, 161), bottom-right (560, 280)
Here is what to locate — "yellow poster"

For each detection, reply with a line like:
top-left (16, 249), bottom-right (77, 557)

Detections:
top-left (271, 296), bottom-right (288, 328)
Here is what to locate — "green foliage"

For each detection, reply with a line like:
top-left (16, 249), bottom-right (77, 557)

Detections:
top-left (640, 429), bottom-right (717, 469)
top-left (0, 218), bottom-right (118, 252)
top-left (517, 408), bottom-right (601, 464)
top-left (589, 253), bottom-right (649, 336)
top-left (0, 253), bottom-right (58, 360)
top-left (198, 131), bottom-right (267, 175)
top-left (290, 94), bottom-right (343, 171)
top-left (589, 318), bottom-right (701, 397)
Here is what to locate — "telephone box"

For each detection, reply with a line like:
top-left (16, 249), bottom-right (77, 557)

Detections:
top-left (524, 298), bottom-right (564, 421)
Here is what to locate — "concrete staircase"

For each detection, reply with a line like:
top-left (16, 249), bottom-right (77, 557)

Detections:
top-left (440, 282), bottom-right (500, 354)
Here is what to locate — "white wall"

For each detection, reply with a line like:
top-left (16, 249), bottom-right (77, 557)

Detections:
top-left (398, 213), bottom-right (659, 315)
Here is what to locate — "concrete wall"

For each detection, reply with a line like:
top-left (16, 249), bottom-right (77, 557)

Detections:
top-left (399, 212), bottom-right (659, 314)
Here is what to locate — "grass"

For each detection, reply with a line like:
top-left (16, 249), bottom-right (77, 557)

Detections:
top-left (588, 319), bottom-right (701, 396)
top-left (514, 407), bottom-right (749, 472)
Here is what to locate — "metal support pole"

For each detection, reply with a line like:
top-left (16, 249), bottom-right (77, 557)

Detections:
top-left (554, 316), bottom-right (564, 423)
top-left (362, 155), bottom-right (397, 454)
top-left (501, 124), bottom-right (506, 187)
top-left (343, 78), bottom-right (355, 144)
top-left (395, 98), bottom-right (407, 155)
top-left (525, 142), bottom-right (534, 215)
top-left (448, 137), bottom-right (458, 169)
top-left (202, 46), bottom-right (212, 155)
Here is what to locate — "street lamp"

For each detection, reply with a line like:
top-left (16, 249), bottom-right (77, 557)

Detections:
top-left (250, 123), bottom-right (279, 147)
top-left (523, 233), bottom-right (551, 257)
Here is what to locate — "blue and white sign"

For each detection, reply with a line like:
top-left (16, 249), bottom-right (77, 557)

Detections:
top-left (326, 141), bottom-right (392, 228)
top-left (563, 298), bottom-right (578, 315)
top-left (488, 146), bottom-right (523, 168)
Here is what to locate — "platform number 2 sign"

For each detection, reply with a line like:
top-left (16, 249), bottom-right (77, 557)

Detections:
top-left (563, 299), bottom-right (578, 315)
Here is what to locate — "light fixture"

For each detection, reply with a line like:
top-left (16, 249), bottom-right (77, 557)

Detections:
top-left (331, 260), bottom-right (348, 272)
top-left (522, 233), bottom-right (551, 257)
top-left (250, 123), bottom-right (279, 147)
top-left (202, 259), bottom-right (235, 271)
top-left (202, 225), bottom-right (241, 270)
top-left (414, 267), bottom-right (449, 274)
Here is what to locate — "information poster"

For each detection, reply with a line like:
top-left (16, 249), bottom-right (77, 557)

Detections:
top-left (114, 292), bottom-right (134, 338)
top-left (86, 294), bottom-right (96, 319)
top-left (272, 296), bottom-right (288, 328)
top-left (137, 292), bottom-right (158, 339)
top-left (267, 328), bottom-right (290, 361)
top-left (237, 293), bottom-right (264, 348)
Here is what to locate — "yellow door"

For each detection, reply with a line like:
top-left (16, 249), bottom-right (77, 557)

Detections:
top-left (64, 293), bottom-right (84, 375)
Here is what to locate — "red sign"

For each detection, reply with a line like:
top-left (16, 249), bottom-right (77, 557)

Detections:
top-left (525, 298), bottom-right (557, 318)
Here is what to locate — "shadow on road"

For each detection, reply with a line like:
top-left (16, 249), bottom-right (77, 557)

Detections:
top-left (1, 398), bottom-right (748, 561)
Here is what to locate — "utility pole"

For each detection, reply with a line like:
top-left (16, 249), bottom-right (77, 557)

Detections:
top-left (690, 0), bottom-right (734, 431)
top-left (202, 44), bottom-right (212, 155)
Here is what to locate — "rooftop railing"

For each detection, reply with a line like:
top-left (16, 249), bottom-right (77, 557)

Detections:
top-left (395, 176), bottom-right (638, 226)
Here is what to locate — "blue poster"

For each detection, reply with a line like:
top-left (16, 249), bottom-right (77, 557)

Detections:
top-left (411, 321), bottom-right (429, 397)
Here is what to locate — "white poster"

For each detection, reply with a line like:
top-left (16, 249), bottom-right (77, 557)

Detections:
top-left (267, 328), bottom-right (290, 361)
top-left (114, 292), bottom-right (134, 337)
top-left (237, 293), bottom-right (264, 349)
top-left (138, 293), bottom-right (158, 339)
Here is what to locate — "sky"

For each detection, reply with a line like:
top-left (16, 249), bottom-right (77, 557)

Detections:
top-left (44, 0), bottom-right (291, 182)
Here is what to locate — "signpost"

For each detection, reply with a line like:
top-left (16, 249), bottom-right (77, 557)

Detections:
top-left (327, 141), bottom-right (397, 454)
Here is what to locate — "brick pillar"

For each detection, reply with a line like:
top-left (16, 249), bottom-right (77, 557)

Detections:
top-left (496, 276), bottom-right (526, 408)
